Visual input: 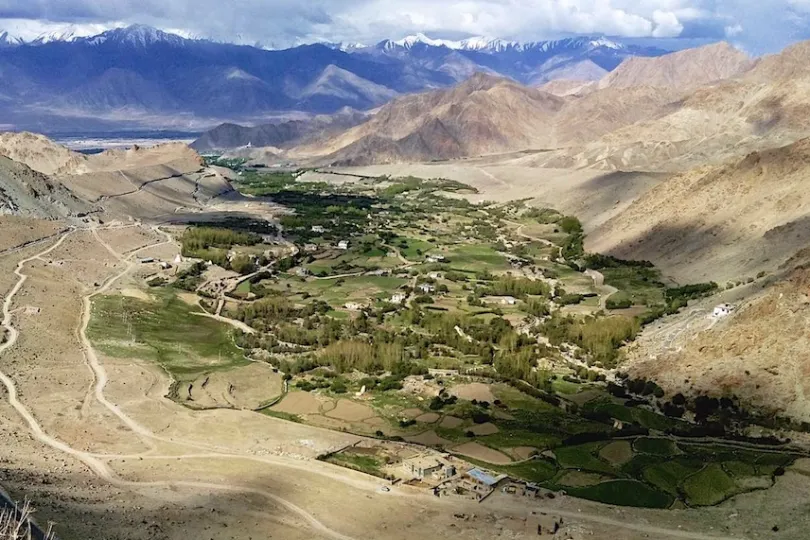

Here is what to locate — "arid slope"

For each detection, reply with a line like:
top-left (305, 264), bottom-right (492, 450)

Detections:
top-left (588, 138), bottom-right (810, 283)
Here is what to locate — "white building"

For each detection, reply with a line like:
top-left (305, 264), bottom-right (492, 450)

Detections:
top-left (713, 304), bottom-right (735, 318)
top-left (418, 283), bottom-right (436, 294)
top-left (311, 225), bottom-right (326, 233)
top-left (390, 293), bottom-right (407, 304)
top-left (428, 272), bottom-right (443, 279)
top-left (344, 302), bottom-right (365, 311)
top-left (426, 254), bottom-right (447, 263)
top-left (500, 296), bottom-right (517, 306)
top-left (303, 244), bottom-right (319, 253)
top-left (337, 240), bottom-right (350, 250)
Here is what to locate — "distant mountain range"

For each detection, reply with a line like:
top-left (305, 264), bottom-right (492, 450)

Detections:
top-left (0, 24), bottom-right (671, 131)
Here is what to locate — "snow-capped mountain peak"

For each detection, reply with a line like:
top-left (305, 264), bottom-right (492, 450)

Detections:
top-left (377, 33), bottom-right (630, 54)
top-left (82, 24), bottom-right (190, 47)
top-left (589, 37), bottom-right (623, 50)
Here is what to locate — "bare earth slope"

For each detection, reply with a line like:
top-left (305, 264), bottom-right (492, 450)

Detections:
top-left (295, 73), bottom-right (565, 165)
top-left (0, 131), bottom-right (88, 175)
top-left (627, 263), bottom-right (810, 423)
top-left (538, 41), bottom-right (810, 172)
top-left (0, 156), bottom-right (91, 218)
top-left (588, 138), bottom-right (810, 283)
top-left (597, 42), bottom-right (753, 91)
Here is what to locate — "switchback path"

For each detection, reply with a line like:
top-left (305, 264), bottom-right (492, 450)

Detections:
top-left (0, 225), bottom-right (747, 540)
top-left (0, 228), bottom-right (357, 540)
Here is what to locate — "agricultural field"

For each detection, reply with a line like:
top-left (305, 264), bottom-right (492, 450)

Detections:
top-left (87, 169), bottom-right (801, 514)
top-left (87, 289), bottom-right (283, 409)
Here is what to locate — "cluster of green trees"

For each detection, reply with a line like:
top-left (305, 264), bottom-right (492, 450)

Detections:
top-left (319, 340), bottom-right (406, 373)
top-left (173, 261), bottom-right (207, 291)
top-left (560, 216), bottom-right (585, 259)
top-left (181, 227), bottom-right (263, 269)
top-left (541, 313), bottom-right (640, 367)
top-left (483, 276), bottom-right (551, 299)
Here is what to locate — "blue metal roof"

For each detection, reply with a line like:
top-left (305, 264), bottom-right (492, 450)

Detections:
top-left (467, 468), bottom-right (505, 486)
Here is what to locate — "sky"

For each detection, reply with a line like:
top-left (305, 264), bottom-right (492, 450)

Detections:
top-left (0, 0), bottom-right (808, 54)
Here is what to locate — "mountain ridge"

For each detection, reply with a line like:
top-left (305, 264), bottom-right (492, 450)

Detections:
top-left (0, 24), bottom-right (673, 130)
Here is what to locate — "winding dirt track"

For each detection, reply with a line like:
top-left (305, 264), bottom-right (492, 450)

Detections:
top-left (0, 225), bottom-right (745, 540)
top-left (0, 227), bottom-right (358, 540)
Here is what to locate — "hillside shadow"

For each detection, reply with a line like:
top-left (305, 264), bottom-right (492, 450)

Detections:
top-left (0, 464), bottom-right (329, 540)
top-left (597, 213), bottom-right (810, 285)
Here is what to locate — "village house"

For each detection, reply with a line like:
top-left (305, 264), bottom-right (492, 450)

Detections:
top-left (465, 468), bottom-right (508, 490)
top-left (418, 283), bottom-right (436, 294)
top-left (344, 302), bottom-right (365, 311)
top-left (337, 240), bottom-right (350, 250)
top-left (426, 254), bottom-right (447, 263)
top-left (713, 304), bottom-right (735, 318)
top-left (311, 225), bottom-right (326, 233)
top-left (390, 293), bottom-right (407, 304)
top-left (303, 244), bottom-right (319, 253)
top-left (500, 296), bottom-right (517, 306)
top-left (405, 456), bottom-right (456, 481)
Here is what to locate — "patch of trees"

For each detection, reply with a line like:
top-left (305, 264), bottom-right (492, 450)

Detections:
top-left (173, 261), bottom-right (207, 291)
top-left (541, 313), bottom-right (640, 368)
top-left (182, 226), bottom-right (261, 252)
top-left (584, 254), bottom-right (654, 270)
top-left (606, 297), bottom-right (632, 310)
top-left (560, 216), bottom-right (585, 259)
top-left (524, 298), bottom-right (550, 317)
top-left (483, 276), bottom-right (551, 299)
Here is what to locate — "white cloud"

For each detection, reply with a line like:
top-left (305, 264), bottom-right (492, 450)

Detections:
top-left (652, 10), bottom-right (684, 37)
top-left (0, 18), bottom-right (121, 41)
top-left (0, 0), bottom-right (808, 53)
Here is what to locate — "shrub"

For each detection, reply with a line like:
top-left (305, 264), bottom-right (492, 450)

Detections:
top-left (606, 297), bottom-right (632, 310)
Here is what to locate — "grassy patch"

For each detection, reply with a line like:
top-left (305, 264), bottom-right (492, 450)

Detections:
top-left (642, 459), bottom-right (703, 496)
top-left (325, 452), bottom-right (386, 478)
top-left (555, 443), bottom-right (616, 475)
top-left (682, 464), bottom-right (738, 506)
top-left (446, 244), bottom-right (509, 272)
top-left (634, 437), bottom-right (679, 457)
top-left (567, 480), bottom-right (673, 509)
top-left (87, 291), bottom-right (247, 381)
top-left (599, 441), bottom-right (633, 466)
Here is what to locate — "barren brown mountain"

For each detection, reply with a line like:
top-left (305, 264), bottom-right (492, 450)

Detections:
top-left (294, 73), bottom-right (565, 165)
top-left (596, 42), bottom-right (753, 91)
top-left (623, 230), bottom-right (810, 422)
top-left (0, 156), bottom-right (91, 218)
top-left (291, 42), bottom-right (765, 167)
top-left (539, 40), bottom-right (810, 172)
top-left (587, 138), bottom-right (810, 283)
top-left (0, 131), bottom-right (88, 175)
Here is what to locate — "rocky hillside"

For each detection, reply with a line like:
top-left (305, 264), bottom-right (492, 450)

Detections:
top-left (587, 138), bottom-right (810, 283)
top-left (191, 109), bottom-right (367, 152)
top-left (296, 73), bottom-right (565, 165)
top-left (537, 40), bottom-right (810, 172)
top-left (0, 156), bottom-right (91, 218)
top-left (595, 42), bottom-right (753, 91)
top-left (0, 131), bottom-right (88, 175)
top-left (627, 262), bottom-right (810, 423)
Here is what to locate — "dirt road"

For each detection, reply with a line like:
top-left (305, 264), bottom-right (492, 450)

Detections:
top-left (0, 224), bottom-right (753, 540)
top-left (0, 228), bottom-right (358, 540)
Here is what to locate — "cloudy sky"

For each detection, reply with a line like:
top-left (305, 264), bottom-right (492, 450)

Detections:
top-left (0, 0), bottom-right (808, 54)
